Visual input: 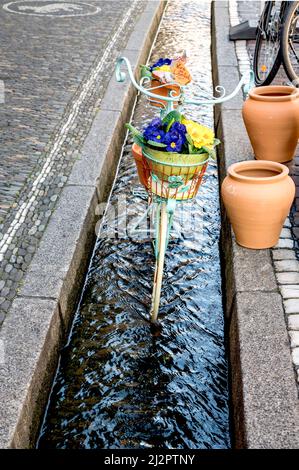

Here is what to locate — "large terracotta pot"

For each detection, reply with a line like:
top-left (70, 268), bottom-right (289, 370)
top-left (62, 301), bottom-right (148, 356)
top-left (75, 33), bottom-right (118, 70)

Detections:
top-left (242, 86), bottom-right (299, 163)
top-left (149, 79), bottom-right (180, 108)
top-left (221, 160), bottom-right (295, 249)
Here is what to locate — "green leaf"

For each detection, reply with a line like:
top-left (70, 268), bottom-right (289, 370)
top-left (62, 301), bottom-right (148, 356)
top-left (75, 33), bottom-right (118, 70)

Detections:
top-left (202, 146), bottom-right (216, 160)
top-left (147, 140), bottom-right (167, 148)
top-left (188, 143), bottom-right (193, 154)
top-left (125, 123), bottom-right (145, 141)
top-left (186, 133), bottom-right (193, 146)
top-left (162, 110), bottom-right (182, 126)
top-left (166, 118), bottom-right (175, 133)
top-left (133, 134), bottom-right (146, 147)
top-left (213, 138), bottom-right (221, 146)
top-left (140, 65), bottom-right (152, 79)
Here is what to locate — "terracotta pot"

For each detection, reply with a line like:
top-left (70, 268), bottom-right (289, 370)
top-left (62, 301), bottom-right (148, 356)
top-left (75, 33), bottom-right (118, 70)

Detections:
top-left (149, 79), bottom-right (180, 108)
top-left (242, 86), bottom-right (299, 163)
top-left (221, 160), bottom-right (295, 249)
top-left (132, 143), bottom-right (148, 187)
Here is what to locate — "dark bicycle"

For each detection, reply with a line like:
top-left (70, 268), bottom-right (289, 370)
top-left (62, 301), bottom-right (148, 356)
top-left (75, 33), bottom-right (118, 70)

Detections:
top-left (254, 1), bottom-right (299, 86)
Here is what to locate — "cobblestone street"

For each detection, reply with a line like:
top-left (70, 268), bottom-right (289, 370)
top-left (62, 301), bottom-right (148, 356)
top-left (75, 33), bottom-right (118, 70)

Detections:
top-left (0, 0), bottom-right (146, 320)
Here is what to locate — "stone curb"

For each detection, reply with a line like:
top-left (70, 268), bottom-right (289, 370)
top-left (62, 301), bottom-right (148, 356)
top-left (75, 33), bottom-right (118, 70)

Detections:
top-left (0, 0), bottom-right (166, 449)
top-left (212, 0), bottom-right (299, 449)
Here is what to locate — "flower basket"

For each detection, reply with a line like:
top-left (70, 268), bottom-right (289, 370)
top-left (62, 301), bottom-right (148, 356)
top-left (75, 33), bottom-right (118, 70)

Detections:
top-left (127, 110), bottom-right (219, 200)
top-left (149, 79), bottom-right (181, 109)
top-left (141, 145), bottom-right (209, 200)
top-left (140, 55), bottom-right (191, 109)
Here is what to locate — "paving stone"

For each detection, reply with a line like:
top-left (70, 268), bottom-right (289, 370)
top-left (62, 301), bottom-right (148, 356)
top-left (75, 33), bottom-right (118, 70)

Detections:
top-left (274, 260), bottom-right (299, 272)
top-left (277, 272), bottom-right (299, 285)
top-left (284, 218), bottom-right (291, 228)
top-left (0, 297), bottom-right (61, 448)
top-left (229, 240), bottom-right (278, 294)
top-left (289, 331), bottom-right (299, 348)
top-left (274, 239), bottom-right (294, 249)
top-left (272, 249), bottom-right (297, 261)
top-left (231, 292), bottom-right (299, 449)
top-left (284, 299), bottom-right (299, 315)
top-left (280, 285), bottom-right (299, 299)
top-left (288, 315), bottom-right (299, 330)
top-left (291, 348), bottom-right (299, 366)
top-left (280, 228), bottom-right (292, 239)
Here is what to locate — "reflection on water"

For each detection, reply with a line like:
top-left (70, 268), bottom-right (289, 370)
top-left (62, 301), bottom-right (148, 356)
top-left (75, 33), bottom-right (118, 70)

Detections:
top-left (38, 1), bottom-right (231, 449)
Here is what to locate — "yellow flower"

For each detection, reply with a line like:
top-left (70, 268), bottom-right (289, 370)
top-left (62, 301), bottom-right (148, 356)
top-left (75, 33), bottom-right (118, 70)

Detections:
top-left (184, 121), bottom-right (214, 149)
top-left (154, 65), bottom-right (171, 72)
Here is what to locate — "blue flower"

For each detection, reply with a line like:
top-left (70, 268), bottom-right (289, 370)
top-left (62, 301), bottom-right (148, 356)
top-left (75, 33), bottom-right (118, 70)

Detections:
top-left (170, 122), bottom-right (187, 137)
top-left (150, 117), bottom-right (163, 128)
top-left (164, 131), bottom-right (184, 152)
top-left (150, 58), bottom-right (172, 71)
top-left (144, 126), bottom-right (165, 143)
top-left (143, 118), bottom-right (164, 141)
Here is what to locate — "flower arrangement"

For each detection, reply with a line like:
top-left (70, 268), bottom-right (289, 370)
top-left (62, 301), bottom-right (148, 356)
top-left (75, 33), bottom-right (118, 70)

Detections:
top-left (140, 55), bottom-right (192, 86)
top-left (126, 110), bottom-right (219, 159)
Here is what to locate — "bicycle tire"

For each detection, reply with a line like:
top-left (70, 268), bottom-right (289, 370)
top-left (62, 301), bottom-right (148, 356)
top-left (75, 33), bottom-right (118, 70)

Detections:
top-left (282, 1), bottom-right (299, 85)
top-left (253, 1), bottom-right (283, 86)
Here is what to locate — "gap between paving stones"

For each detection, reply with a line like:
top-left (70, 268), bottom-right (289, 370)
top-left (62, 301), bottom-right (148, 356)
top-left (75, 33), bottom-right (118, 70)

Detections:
top-left (212, 0), bottom-right (299, 449)
top-left (0, 0), bottom-right (166, 449)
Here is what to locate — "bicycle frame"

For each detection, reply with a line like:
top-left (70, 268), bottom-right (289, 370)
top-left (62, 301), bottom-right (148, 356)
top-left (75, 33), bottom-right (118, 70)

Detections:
top-left (115, 56), bottom-right (254, 321)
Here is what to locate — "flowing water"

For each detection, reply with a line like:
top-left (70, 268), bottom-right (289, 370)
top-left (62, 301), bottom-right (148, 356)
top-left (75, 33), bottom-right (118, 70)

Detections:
top-left (38, 1), bottom-right (231, 449)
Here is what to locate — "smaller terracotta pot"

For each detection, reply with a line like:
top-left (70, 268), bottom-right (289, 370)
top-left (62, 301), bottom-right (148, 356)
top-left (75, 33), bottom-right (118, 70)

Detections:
top-left (149, 79), bottom-right (180, 108)
top-left (221, 160), bottom-right (295, 249)
top-left (132, 143), bottom-right (148, 187)
top-left (242, 85), bottom-right (299, 163)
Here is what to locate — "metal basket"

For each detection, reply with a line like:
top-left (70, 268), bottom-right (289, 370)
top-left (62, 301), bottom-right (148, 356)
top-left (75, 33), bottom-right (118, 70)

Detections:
top-left (141, 146), bottom-right (209, 201)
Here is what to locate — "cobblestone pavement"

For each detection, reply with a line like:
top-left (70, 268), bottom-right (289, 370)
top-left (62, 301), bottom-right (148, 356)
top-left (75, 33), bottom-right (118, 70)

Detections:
top-left (0, 0), bottom-right (146, 322)
top-left (235, 1), bottom-right (299, 386)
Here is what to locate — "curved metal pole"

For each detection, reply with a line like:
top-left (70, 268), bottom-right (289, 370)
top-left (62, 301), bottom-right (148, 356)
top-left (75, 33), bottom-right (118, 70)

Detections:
top-left (183, 69), bottom-right (255, 106)
top-left (115, 56), bottom-right (183, 103)
top-left (115, 56), bottom-right (255, 108)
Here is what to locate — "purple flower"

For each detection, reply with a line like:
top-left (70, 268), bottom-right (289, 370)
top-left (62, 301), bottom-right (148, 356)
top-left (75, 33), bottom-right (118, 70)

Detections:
top-left (144, 126), bottom-right (165, 143)
top-left (170, 122), bottom-right (187, 137)
top-left (150, 58), bottom-right (172, 71)
top-left (164, 131), bottom-right (184, 152)
top-left (143, 118), bottom-right (164, 141)
top-left (150, 117), bottom-right (163, 128)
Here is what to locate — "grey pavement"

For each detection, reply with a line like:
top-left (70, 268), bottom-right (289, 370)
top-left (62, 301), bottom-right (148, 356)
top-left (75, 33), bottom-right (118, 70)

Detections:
top-left (237, 0), bottom-right (299, 390)
top-left (0, 0), bottom-right (146, 321)
top-left (213, 0), bottom-right (299, 448)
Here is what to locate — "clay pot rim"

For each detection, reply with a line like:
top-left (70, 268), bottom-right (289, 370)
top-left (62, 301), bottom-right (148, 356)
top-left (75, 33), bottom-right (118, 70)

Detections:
top-left (228, 160), bottom-right (289, 184)
top-left (249, 85), bottom-right (299, 102)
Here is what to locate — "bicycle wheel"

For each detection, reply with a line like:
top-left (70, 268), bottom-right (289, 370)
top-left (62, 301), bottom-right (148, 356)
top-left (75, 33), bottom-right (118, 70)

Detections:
top-left (253, 1), bottom-right (283, 86)
top-left (282, 1), bottom-right (299, 85)
top-left (150, 201), bottom-right (168, 323)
